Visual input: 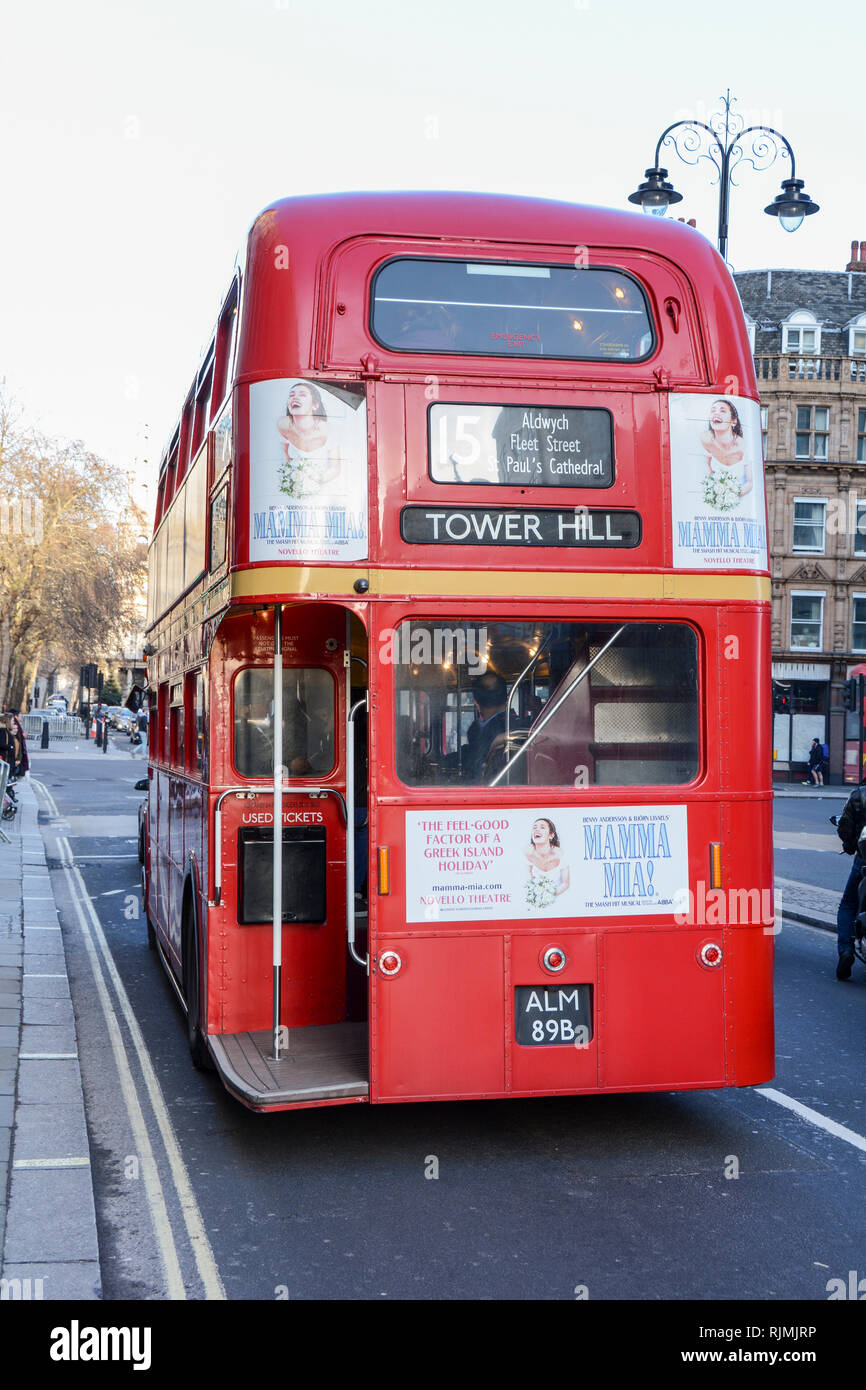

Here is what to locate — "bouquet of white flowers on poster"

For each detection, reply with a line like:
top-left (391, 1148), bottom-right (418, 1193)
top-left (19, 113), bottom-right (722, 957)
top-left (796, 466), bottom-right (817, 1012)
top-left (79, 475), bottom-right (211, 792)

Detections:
top-left (249, 378), bottom-right (368, 563)
top-left (669, 393), bottom-right (768, 571)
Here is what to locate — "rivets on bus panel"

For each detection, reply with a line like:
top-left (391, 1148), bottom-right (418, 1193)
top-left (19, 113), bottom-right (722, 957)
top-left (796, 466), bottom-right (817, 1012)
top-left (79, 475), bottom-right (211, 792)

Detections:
top-left (698, 941), bottom-right (723, 969)
top-left (541, 946), bottom-right (567, 973)
top-left (379, 951), bottom-right (402, 978)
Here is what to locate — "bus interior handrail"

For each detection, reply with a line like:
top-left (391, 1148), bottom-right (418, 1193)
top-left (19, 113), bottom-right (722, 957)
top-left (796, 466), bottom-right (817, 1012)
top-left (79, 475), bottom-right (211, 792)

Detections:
top-left (489, 625), bottom-right (628, 788)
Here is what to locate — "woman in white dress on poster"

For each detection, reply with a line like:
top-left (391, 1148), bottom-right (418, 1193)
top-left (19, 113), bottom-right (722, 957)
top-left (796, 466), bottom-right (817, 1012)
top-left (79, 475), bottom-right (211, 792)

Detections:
top-left (524, 817), bottom-right (570, 912)
top-left (276, 382), bottom-right (343, 499)
top-left (699, 398), bottom-right (752, 509)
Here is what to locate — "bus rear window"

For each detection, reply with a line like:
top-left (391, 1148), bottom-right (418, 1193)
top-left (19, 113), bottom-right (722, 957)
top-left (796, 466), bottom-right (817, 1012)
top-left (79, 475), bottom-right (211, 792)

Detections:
top-left (394, 620), bottom-right (698, 788)
top-left (371, 258), bottom-right (654, 361)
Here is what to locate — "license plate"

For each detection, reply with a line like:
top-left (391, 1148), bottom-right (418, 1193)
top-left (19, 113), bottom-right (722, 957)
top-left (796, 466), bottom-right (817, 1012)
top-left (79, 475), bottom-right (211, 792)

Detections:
top-left (515, 984), bottom-right (593, 1046)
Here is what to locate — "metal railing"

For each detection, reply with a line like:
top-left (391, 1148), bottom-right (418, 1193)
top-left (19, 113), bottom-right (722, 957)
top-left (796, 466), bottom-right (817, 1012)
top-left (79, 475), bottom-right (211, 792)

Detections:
top-left (20, 714), bottom-right (85, 741)
top-left (754, 354), bottom-right (866, 384)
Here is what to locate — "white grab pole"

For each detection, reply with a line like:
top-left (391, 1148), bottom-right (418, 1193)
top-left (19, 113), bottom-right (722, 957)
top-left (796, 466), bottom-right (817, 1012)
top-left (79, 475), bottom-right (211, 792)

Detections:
top-left (272, 605), bottom-right (283, 1060)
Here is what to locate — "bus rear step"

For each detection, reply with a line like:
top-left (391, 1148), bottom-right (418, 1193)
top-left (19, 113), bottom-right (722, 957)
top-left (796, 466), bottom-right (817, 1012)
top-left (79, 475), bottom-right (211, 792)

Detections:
top-left (209, 1023), bottom-right (368, 1107)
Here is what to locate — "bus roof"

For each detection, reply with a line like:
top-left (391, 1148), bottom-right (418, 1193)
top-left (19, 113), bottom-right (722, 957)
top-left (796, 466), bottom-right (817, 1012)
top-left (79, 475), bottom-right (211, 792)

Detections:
top-left (248, 189), bottom-right (723, 274)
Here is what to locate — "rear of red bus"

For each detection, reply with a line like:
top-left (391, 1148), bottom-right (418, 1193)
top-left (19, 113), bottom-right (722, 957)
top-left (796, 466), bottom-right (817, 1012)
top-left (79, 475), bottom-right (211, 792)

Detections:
top-left (145, 192), bottom-right (773, 1111)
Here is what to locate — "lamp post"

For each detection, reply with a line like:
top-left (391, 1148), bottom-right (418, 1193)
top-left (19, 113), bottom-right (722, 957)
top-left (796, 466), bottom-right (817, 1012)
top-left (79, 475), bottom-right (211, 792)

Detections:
top-left (627, 90), bottom-right (819, 262)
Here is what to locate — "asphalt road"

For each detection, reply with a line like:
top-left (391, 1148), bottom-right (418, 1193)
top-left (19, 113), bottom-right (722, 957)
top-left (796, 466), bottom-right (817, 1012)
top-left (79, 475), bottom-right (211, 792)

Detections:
top-left (773, 790), bottom-right (853, 895)
top-left (25, 746), bottom-right (866, 1304)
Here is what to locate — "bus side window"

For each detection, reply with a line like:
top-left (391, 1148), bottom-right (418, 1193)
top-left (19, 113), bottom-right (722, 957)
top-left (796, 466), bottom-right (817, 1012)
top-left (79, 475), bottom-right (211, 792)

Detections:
top-left (185, 670), bottom-right (206, 776)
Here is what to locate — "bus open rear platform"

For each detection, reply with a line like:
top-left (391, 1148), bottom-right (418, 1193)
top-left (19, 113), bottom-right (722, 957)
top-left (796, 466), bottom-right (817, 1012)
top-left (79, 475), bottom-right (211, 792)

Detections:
top-left (209, 1023), bottom-right (369, 1109)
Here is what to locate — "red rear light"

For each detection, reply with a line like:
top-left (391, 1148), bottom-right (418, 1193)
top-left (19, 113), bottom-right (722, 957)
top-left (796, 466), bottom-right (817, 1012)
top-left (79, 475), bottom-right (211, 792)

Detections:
top-left (379, 950), bottom-right (402, 977)
top-left (541, 946), bottom-right (566, 973)
top-left (699, 941), bottom-right (723, 969)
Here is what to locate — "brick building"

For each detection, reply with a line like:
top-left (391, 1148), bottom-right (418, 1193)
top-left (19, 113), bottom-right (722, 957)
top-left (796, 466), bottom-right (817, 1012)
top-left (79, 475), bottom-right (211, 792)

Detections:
top-left (735, 244), bottom-right (866, 782)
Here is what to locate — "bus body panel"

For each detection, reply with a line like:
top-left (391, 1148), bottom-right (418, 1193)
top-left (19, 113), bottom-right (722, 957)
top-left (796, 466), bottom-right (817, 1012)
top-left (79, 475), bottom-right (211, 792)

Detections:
top-left (598, 929), bottom-right (726, 1089)
top-left (723, 928), bottom-right (775, 1086)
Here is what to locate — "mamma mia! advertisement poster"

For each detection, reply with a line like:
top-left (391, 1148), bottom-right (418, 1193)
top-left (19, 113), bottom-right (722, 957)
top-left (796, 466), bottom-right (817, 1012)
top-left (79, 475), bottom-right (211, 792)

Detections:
top-left (249, 378), bottom-right (367, 563)
top-left (670, 393), bottom-right (767, 571)
top-left (405, 805), bottom-right (688, 923)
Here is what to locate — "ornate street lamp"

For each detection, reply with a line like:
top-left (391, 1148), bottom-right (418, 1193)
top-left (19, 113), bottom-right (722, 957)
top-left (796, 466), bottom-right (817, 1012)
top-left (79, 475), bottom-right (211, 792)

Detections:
top-left (628, 91), bottom-right (819, 261)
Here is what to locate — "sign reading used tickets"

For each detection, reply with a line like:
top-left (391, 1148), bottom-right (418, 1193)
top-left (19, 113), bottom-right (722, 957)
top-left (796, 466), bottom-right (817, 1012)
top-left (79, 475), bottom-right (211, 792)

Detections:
top-left (669, 393), bottom-right (767, 570)
top-left (249, 378), bottom-right (368, 563)
top-left (405, 805), bottom-right (688, 923)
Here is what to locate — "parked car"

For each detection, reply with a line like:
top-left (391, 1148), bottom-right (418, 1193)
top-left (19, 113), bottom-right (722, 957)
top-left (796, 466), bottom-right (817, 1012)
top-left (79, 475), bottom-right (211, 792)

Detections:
top-left (28, 707), bottom-right (64, 719)
top-left (109, 707), bottom-right (135, 733)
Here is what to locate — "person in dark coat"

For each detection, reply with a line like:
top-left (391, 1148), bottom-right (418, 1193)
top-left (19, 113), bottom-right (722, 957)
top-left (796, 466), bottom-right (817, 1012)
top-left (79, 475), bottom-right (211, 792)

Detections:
top-left (7, 709), bottom-right (29, 777)
top-left (463, 672), bottom-right (509, 783)
top-left (805, 737), bottom-right (823, 786)
top-left (834, 778), bottom-right (866, 979)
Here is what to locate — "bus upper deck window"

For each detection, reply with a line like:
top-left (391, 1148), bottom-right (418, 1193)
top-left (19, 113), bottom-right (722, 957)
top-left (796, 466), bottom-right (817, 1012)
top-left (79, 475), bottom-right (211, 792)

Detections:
top-left (371, 258), bottom-right (654, 362)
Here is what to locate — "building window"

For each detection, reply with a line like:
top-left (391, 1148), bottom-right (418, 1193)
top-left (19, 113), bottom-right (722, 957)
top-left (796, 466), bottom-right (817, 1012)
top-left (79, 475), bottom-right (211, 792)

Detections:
top-left (783, 311), bottom-right (821, 355)
top-left (795, 406), bottom-right (829, 460)
top-left (790, 593), bottom-right (824, 650)
top-left (761, 404), bottom-right (768, 458)
top-left (855, 502), bottom-right (866, 556)
top-left (849, 314), bottom-right (866, 357)
top-left (854, 596), bottom-right (866, 652)
top-left (745, 316), bottom-right (756, 352)
top-left (792, 499), bottom-right (826, 551)
top-left (858, 409), bottom-right (866, 464)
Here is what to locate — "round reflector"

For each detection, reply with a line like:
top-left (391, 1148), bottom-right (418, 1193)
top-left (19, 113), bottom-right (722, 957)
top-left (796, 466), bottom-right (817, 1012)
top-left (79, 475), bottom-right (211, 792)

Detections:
top-left (542, 946), bottom-right (567, 973)
top-left (699, 942), bottom-right (723, 969)
top-left (379, 950), bottom-right (402, 977)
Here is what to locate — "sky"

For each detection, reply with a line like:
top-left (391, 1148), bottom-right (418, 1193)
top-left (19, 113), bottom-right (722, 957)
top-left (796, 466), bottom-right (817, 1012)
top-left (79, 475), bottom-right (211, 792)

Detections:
top-left (1, 0), bottom-right (862, 523)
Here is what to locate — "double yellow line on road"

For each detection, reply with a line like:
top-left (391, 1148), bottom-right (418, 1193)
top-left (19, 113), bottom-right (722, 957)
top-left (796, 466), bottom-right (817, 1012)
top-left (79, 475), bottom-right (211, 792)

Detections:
top-left (31, 777), bottom-right (225, 1302)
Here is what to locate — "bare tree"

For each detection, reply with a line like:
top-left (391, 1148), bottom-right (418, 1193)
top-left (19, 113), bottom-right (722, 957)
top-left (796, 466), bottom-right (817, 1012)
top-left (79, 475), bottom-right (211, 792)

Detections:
top-left (0, 393), bottom-right (146, 709)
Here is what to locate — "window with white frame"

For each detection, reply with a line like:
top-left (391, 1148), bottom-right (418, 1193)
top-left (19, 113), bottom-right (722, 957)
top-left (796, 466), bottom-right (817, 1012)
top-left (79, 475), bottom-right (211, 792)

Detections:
top-left (795, 405), bottom-right (829, 460)
top-left (790, 592), bottom-right (824, 650)
top-left (761, 404), bottom-right (769, 458)
top-left (853, 595), bottom-right (866, 652)
top-left (849, 314), bottom-right (866, 357)
top-left (792, 498), bottom-right (826, 551)
top-left (855, 502), bottom-right (866, 556)
top-left (782, 311), bottom-right (821, 355)
top-left (745, 315), bottom-right (756, 352)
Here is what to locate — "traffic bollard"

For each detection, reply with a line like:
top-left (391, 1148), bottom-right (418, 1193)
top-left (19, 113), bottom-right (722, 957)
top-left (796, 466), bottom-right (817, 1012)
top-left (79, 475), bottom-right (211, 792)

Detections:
top-left (41, 719), bottom-right (50, 749)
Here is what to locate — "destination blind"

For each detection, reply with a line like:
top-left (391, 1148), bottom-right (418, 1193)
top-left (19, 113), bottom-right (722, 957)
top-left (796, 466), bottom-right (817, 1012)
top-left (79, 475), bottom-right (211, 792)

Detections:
top-left (429, 403), bottom-right (614, 488)
top-left (400, 506), bottom-right (641, 547)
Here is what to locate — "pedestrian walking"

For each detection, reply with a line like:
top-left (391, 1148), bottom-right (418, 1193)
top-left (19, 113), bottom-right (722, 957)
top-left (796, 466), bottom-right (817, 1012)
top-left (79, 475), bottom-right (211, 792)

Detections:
top-left (834, 778), bottom-right (866, 979)
top-left (0, 715), bottom-right (15, 776)
top-left (804, 737), bottom-right (823, 786)
top-left (7, 709), bottom-right (29, 777)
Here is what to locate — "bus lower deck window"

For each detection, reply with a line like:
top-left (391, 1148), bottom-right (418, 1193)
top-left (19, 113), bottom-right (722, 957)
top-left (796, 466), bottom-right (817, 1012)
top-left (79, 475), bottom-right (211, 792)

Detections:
top-left (394, 620), bottom-right (698, 788)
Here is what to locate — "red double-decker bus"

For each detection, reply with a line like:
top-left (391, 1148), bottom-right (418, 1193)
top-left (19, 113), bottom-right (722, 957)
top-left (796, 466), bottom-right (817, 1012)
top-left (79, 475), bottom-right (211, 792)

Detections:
top-left (140, 192), bottom-right (774, 1112)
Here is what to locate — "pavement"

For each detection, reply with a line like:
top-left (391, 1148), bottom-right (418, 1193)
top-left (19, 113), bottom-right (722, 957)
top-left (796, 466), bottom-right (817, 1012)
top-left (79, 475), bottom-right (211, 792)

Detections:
top-left (772, 782), bottom-right (851, 799)
top-left (0, 773), bottom-right (100, 1301)
top-left (0, 743), bottom-right (852, 1301)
